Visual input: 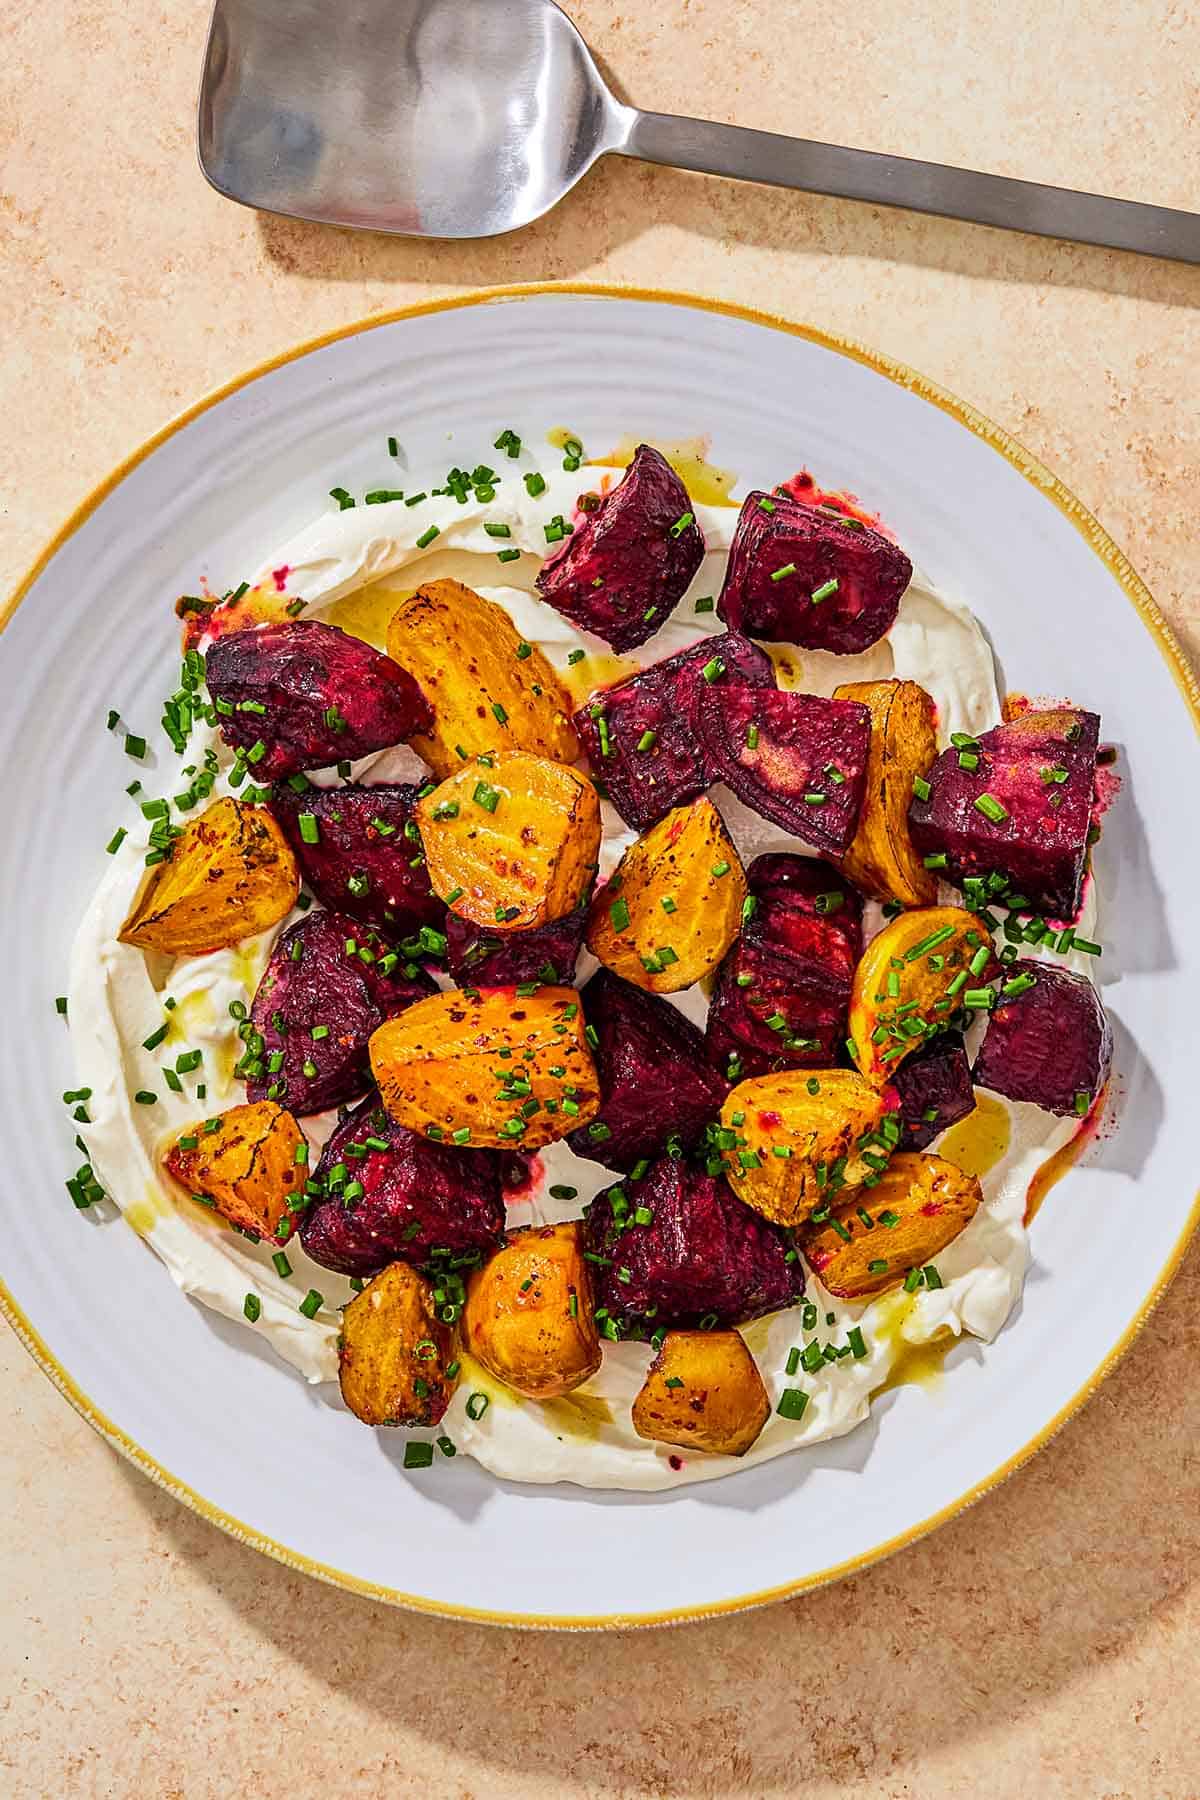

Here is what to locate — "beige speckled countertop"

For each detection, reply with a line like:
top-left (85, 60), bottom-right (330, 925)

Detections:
top-left (3, 2), bottom-right (1200, 1795)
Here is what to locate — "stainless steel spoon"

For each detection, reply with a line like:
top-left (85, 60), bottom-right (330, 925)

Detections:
top-left (199, 0), bottom-right (1200, 263)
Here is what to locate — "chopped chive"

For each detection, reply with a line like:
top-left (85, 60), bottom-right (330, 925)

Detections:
top-left (298, 1289), bottom-right (323, 1319)
top-left (776, 1388), bottom-right (809, 1421)
top-left (701, 657), bottom-right (724, 683)
top-left (484, 521), bottom-right (511, 539)
top-left (903, 1267), bottom-right (924, 1293)
top-left (272, 1251), bottom-right (292, 1278)
top-left (416, 524), bottom-right (440, 550)
top-left (912, 775), bottom-right (931, 803)
top-left (770, 563), bottom-right (797, 583)
top-left (1074, 1089), bottom-right (1091, 1115)
top-left (810, 578), bottom-right (839, 603)
top-left (472, 781), bottom-right (500, 814)
top-left (329, 486), bottom-right (355, 509)
top-left (466, 1391), bottom-right (490, 1421)
top-left (124, 733), bottom-right (147, 760)
top-left (403, 1441), bottom-right (434, 1470)
top-left (609, 897), bottom-right (630, 931)
top-left (923, 1265), bottom-right (944, 1290)
top-left (243, 1293), bottom-right (262, 1322)
top-left (636, 729), bottom-right (657, 752)
top-left (974, 793), bottom-right (1008, 823)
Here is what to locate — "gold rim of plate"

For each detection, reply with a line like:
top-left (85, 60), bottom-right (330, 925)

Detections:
top-left (2, 281), bottom-right (1197, 1631)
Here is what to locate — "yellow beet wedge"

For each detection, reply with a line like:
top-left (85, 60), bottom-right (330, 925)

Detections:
top-left (162, 1100), bottom-right (304, 1237)
top-left (416, 749), bottom-right (600, 932)
top-left (385, 578), bottom-right (578, 778)
top-left (119, 797), bottom-right (299, 958)
top-left (796, 1152), bottom-right (982, 1298)
top-left (338, 1263), bottom-right (458, 1427)
top-left (369, 986), bottom-right (599, 1149)
top-left (718, 1069), bottom-right (884, 1227)
top-left (832, 678), bottom-right (938, 906)
top-left (849, 905), bottom-right (997, 1083)
top-left (586, 797), bottom-right (746, 993)
top-left (632, 1330), bottom-right (770, 1458)
top-left (462, 1222), bottom-right (602, 1399)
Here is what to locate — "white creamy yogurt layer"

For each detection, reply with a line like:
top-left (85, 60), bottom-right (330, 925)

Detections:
top-left (68, 450), bottom-right (1098, 1487)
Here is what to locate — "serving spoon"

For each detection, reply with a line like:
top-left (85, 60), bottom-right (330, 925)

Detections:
top-left (199, 0), bottom-right (1200, 263)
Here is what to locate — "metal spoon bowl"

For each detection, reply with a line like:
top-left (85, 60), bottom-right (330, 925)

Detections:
top-left (199, 0), bottom-right (1200, 262)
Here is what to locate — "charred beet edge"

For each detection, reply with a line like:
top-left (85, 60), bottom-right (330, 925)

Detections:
top-left (706, 855), bottom-right (864, 1079)
top-left (245, 909), bottom-right (435, 1116)
top-left (299, 1092), bottom-right (506, 1277)
top-left (572, 632), bottom-right (774, 830)
top-left (971, 959), bottom-right (1111, 1117)
top-left (206, 620), bottom-right (432, 780)
top-left (718, 489), bottom-right (912, 654)
top-left (908, 707), bottom-right (1100, 920)
top-left (691, 680), bottom-right (871, 855)
top-left (534, 444), bottom-right (705, 652)
top-left (890, 1030), bottom-right (975, 1149)
top-left (445, 905), bottom-right (588, 987)
top-left (565, 971), bottom-right (729, 1171)
top-left (583, 1158), bottom-right (804, 1329)
top-left (271, 781), bottom-right (443, 936)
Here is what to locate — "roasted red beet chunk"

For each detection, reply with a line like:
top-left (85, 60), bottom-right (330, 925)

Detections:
top-left (573, 632), bottom-right (774, 830)
top-left (445, 905), bottom-right (587, 987)
top-left (271, 781), bottom-right (443, 936)
top-left (691, 681), bottom-right (870, 854)
top-left (718, 490), bottom-right (912, 654)
top-left (206, 620), bottom-right (431, 780)
top-left (564, 972), bottom-right (729, 1171)
top-left (746, 854), bottom-right (864, 977)
top-left (583, 1159), bottom-right (804, 1328)
top-left (972, 960), bottom-right (1111, 1117)
top-left (908, 708), bottom-right (1100, 920)
top-left (299, 1093), bottom-right (506, 1278)
top-left (706, 855), bottom-right (863, 1079)
top-left (707, 943), bottom-right (850, 1080)
top-left (890, 1031), bottom-right (975, 1149)
top-left (246, 910), bottom-right (434, 1116)
top-left (534, 445), bottom-right (705, 652)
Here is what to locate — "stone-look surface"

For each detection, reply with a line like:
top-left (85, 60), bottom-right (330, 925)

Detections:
top-left (3, 0), bottom-right (1200, 1794)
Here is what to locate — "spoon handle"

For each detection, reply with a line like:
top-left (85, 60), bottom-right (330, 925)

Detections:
top-left (619, 110), bottom-right (1200, 265)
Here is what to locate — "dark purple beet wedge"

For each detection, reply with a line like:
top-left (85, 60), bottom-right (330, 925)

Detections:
top-left (691, 681), bottom-right (870, 855)
top-left (564, 971), bottom-right (729, 1171)
top-left (573, 632), bottom-right (774, 830)
top-left (746, 853), bottom-right (864, 981)
top-left (299, 1092), bottom-right (506, 1278)
top-left (270, 781), bottom-right (443, 937)
top-left (706, 941), bottom-right (850, 1080)
top-left (206, 620), bottom-right (431, 780)
top-left (908, 707), bottom-right (1100, 920)
top-left (972, 960), bottom-right (1111, 1117)
top-left (890, 1031), bottom-right (975, 1149)
top-left (706, 857), bottom-right (863, 1080)
top-left (583, 1159), bottom-right (805, 1329)
top-left (445, 905), bottom-right (588, 988)
top-left (245, 909), bottom-right (435, 1116)
top-left (534, 445), bottom-right (705, 652)
top-left (717, 489), bottom-right (912, 653)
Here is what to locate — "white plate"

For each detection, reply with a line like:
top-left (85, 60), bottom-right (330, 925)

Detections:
top-left (2, 287), bottom-right (1197, 1628)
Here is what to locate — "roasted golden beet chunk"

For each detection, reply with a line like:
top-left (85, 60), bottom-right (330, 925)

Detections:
top-left (972, 960), bottom-right (1111, 1117)
top-left (246, 910), bottom-right (435, 1116)
top-left (298, 1092), bottom-right (506, 1278)
top-left (564, 971), bottom-right (729, 1171)
top-left (717, 489), bottom-right (912, 653)
top-left (572, 632), bottom-right (774, 830)
top-left (582, 1158), bottom-right (804, 1330)
top-left (163, 1101), bottom-right (304, 1237)
top-left (797, 1152), bottom-right (982, 1297)
top-left (534, 445), bottom-right (705, 651)
top-left (890, 1031), bottom-right (975, 1149)
top-left (270, 780), bottom-right (443, 937)
top-left (691, 680), bottom-right (871, 855)
top-left (907, 707), bottom-right (1101, 920)
top-left (445, 905), bottom-right (588, 988)
top-left (119, 798), bottom-right (299, 958)
top-left (632, 1331), bottom-right (771, 1458)
top-left (338, 1263), bottom-right (457, 1427)
top-left (206, 620), bottom-right (431, 779)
